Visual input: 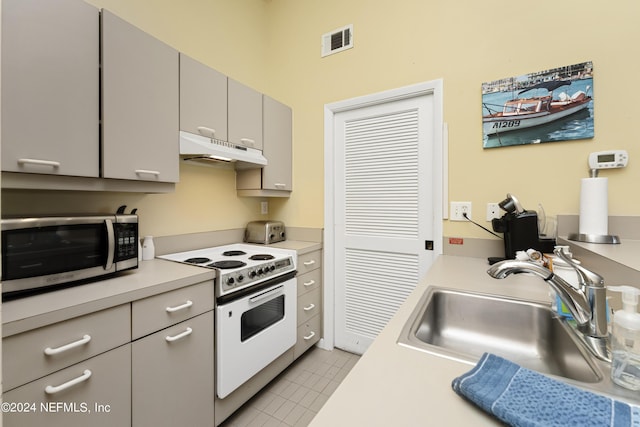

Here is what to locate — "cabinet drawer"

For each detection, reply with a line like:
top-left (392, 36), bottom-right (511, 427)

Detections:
top-left (294, 314), bottom-right (322, 359)
top-left (132, 281), bottom-right (214, 339)
top-left (298, 250), bottom-right (322, 274)
top-left (132, 311), bottom-right (214, 427)
top-left (297, 287), bottom-right (322, 326)
top-left (3, 344), bottom-right (131, 427)
top-left (297, 268), bottom-right (321, 296)
top-left (3, 304), bottom-right (130, 391)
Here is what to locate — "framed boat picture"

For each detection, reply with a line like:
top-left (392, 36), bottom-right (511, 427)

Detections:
top-left (482, 61), bottom-right (594, 148)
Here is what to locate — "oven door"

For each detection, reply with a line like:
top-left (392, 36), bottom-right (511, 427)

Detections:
top-left (216, 277), bottom-right (296, 399)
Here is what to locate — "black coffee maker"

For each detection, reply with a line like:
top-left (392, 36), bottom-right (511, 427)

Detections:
top-left (491, 194), bottom-right (556, 261)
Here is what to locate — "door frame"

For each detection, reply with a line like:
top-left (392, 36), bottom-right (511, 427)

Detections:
top-left (321, 79), bottom-right (445, 350)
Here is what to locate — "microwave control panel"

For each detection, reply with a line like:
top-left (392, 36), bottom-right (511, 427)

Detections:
top-left (115, 222), bottom-right (138, 261)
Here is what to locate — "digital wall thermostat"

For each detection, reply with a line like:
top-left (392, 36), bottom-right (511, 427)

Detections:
top-left (588, 150), bottom-right (629, 170)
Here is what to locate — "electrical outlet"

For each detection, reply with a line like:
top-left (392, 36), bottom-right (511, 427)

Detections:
top-left (450, 202), bottom-right (472, 221)
top-left (486, 203), bottom-right (501, 222)
top-left (261, 201), bottom-right (268, 215)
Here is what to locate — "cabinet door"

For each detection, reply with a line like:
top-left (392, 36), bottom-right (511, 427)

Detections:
top-left (179, 54), bottom-right (228, 141)
top-left (294, 315), bottom-right (322, 360)
top-left (132, 311), bottom-right (214, 427)
top-left (3, 304), bottom-right (130, 392)
top-left (131, 280), bottom-right (214, 340)
top-left (101, 10), bottom-right (179, 183)
top-left (297, 286), bottom-right (322, 326)
top-left (3, 344), bottom-right (131, 427)
top-left (262, 96), bottom-right (292, 190)
top-left (1, 0), bottom-right (99, 177)
top-left (228, 79), bottom-right (263, 150)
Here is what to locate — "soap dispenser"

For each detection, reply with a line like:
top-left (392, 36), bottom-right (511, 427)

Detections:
top-left (609, 285), bottom-right (640, 390)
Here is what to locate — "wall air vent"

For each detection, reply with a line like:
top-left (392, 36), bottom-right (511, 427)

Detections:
top-left (321, 24), bottom-right (353, 57)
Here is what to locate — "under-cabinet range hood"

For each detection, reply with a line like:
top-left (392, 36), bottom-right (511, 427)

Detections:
top-left (180, 131), bottom-right (267, 169)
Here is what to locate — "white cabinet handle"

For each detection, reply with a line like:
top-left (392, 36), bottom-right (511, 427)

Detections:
top-left (197, 126), bottom-right (216, 138)
top-left (44, 335), bottom-right (92, 356)
top-left (18, 158), bottom-right (61, 168)
top-left (303, 304), bottom-right (316, 311)
top-left (45, 370), bottom-right (92, 395)
top-left (165, 327), bottom-right (193, 342)
top-left (303, 331), bottom-right (316, 341)
top-left (135, 169), bottom-right (161, 176)
top-left (166, 300), bottom-right (193, 313)
top-left (274, 183), bottom-right (287, 189)
top-left (240, 138), bottom-right (255, 147)
top-left (303, 280), bottom-right (316, 287)
top-left (303, 260), bottom-right (316, 266)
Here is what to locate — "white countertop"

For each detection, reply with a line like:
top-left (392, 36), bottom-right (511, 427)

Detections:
top-left (560, 237), bottom-right (640, 272)
top-left (310, 255), bottom-right (568, 426)
top-left (267, 240), bottom-right (322, 255)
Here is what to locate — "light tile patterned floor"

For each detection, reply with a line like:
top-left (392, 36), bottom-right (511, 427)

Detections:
top-left (220, 347), bottom-right (360, 427)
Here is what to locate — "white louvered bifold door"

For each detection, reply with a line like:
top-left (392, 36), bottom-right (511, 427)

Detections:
top-left (334, 94), bottom-right (435, 354)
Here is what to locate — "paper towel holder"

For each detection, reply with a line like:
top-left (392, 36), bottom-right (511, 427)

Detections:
top-left (568, 233), bottom-right (620, 244)
top-left (568, 168), bottom-right (621, 244)
top-left (568, 149), bottom-right (629, 244)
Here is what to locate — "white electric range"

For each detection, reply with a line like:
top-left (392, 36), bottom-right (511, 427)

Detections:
top-left (158, 243), bottom-right (298, 399)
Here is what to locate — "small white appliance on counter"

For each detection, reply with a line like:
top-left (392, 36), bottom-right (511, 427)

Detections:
top-left (158, 243), bottom-right (297, 398)
top-left (244, 220), bottom-right (286, 244)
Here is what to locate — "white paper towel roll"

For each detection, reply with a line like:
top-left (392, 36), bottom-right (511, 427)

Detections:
top-left (579, 177), bottom-right (609, 236)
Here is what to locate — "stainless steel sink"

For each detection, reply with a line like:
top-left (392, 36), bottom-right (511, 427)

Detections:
top-left (399, 286), bottom-right (640, 405)
top-left (398, 287), bottom-right (601, 383)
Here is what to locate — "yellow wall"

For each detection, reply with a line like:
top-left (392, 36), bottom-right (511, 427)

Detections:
top-left (265, 0), bottom-right (640, 238)
top-left (3, 0), bottom-right (640, 240)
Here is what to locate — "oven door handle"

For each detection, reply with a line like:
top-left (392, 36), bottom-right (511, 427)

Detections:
top-left (249, 285), bottom-right (284, 304)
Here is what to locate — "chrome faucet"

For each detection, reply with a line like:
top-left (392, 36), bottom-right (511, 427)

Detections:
top-left (487, 247), bottom-right (611, 361)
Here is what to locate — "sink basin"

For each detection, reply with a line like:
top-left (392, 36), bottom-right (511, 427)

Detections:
top-left (398, 287), bottom-right (601, 383)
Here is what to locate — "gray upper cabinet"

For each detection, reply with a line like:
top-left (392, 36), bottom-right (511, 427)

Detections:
top-left (101, 10), bottom-right (179, 183)
top-left (179, 53), bottom-right (228, 141)
top-left (228, 79), bottom-right (263, 150)
top-left (237, 96), bottom-right (292, 196)
top-left (1, 0), bottom-right (100, 177)
top-left (262, 96), bottom-right (293, 191)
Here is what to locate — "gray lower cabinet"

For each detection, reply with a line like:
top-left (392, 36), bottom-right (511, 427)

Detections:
top-left (132, 311), bottom-right (214, 427)
top-left (2, 280), bottom-right (216, 426)
top-left (101, 10), bottom-right (179, 183)
top-left (2, 304), bottom-right (131, 427)
top-left (3, 342), bottom-right (132, 427)
top-left (294, 251), bottom-right (323, 359)
top-left (1, 0), bottom-right (100, 177)
top-left (3, 304), bottom-right (130, 392)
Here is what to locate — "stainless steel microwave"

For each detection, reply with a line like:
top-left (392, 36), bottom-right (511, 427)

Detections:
top-left (1, 214), bottom-right (138, 297)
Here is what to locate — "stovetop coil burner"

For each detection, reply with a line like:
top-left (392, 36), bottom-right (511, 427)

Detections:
top-left (211, 260), bottom-right (247, 269)
top-left (184, 257), bottom-right (212, 264)
top-left (249, 254), bottom-right (275, 261)
top-left (223, 250), bottom-right (247, 256)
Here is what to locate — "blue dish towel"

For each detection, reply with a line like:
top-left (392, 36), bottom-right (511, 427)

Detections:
top-left (452, 353), bottom-right (640, 427)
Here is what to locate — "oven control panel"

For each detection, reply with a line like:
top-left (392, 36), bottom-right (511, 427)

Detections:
top-left (219, 256), bottom-right (294, 294)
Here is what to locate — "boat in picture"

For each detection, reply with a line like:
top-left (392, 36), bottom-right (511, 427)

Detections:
top-left (482, 80), bottom-right (592, 136)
